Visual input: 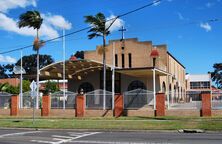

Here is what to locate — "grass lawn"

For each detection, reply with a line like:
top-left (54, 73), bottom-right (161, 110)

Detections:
top-left (0, 116), bottom-right (222, 130)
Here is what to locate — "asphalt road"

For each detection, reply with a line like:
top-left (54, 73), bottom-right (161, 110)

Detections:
top-left (0, 129), bottom-right (222, 144)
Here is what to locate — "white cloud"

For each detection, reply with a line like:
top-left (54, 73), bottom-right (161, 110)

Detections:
top-left (153, 0), bottom-right (161, 6)
top-left (106, 14), bottom-right (124, 32)
top-left (200, 22), bottom-right (212, 32)
top-left (42, 14), bottom-right (72, 30)
top-left (205, 2), bottom-right (215, 8)
top-left (177, 12), bottom-right (184, 20)
top-left (0, 0), bottom-right (72, 40)
top-left (0, 13), bottom-right (59, 39)
top-left (0, 54), bottom-right (16, 63)
top-left (0, 0), bottom-right (37, 13)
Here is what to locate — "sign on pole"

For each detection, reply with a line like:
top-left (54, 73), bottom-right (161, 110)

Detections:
top-left (30, 80), bottom-right (37, 98)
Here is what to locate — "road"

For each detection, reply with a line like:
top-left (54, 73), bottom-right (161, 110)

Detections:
top-left (0, 129), bottom-right (222, 144)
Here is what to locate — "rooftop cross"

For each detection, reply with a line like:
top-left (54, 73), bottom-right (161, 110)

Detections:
top-left (119, 26), bottom-right (126, 41)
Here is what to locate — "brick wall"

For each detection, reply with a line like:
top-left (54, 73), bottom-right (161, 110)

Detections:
top-left (0, 78), bottom-right (20, 87)
top-left (166, 109), bottom-right (200, 117)
top-left (85, 110), bottom-right (113, 117)
top-left (201, 92), bottom-right (211, 117)
top-left (10, 95), bottom-right (19, 116)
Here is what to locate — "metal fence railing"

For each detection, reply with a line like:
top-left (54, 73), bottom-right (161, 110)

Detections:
top-left (0, 92), bottom-right (11, 109)
top-left (51, 91), bottom-right (77, 109)
top-left (169, 91), bottom-right (202, 109)
top-left (19, 91), bottom-right (42, 109)
top-left (123, 89), bottom-right (154, 109)
top-left (212, 91), bottom-right (222, 110)
top-left (85, 89), bottom-right (112, 109)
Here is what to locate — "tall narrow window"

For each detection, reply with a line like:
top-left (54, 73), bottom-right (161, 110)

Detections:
top-left (122, 54), bottom-right (125, 68)
top-left (128, 53), bottom-right (132, 68)
top-left (115, 54), bottom-right (118, 67)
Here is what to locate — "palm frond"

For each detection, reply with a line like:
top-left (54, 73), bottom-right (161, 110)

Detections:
top-left (84, 12), bottom-right (109, 40)
top-left (18, 10), bottom-right (43, 30)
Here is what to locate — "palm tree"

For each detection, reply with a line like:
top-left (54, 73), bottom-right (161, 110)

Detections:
top-left (17, 10), bottom-right (43, 109)
top-left (84, 12), bottom-right (110, 110)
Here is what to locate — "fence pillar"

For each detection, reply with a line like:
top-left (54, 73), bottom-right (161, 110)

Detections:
top-left (75, 94), bottom-right (85, 117)
top-left (155, 93), bottom-right (165, 116)
top-left (41, 95), bottom-right (51, 116)
top-left (114, 94), bottom-right (123, 117)
top-left (10, 95), bottom-right (19, 116)
top-left (201, 91), bottom-right (211, 117)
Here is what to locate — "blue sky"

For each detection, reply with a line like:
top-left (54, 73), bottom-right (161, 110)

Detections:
top-left (0, 0), bottom-right (221, 74)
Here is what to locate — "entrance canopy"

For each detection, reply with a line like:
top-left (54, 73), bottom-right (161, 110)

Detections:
top-left (40, 59), bottom-right (112, 80)
top-left (40, 59), bottom-right (170, 80)
top-left (116, 67), bottom-right (171, 77)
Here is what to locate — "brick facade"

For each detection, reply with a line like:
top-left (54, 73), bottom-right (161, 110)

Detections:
top-left (155, 93), bottom-right (165, 116)
top-left (75, 94), bottom-right (85, 117)
top-left (114, 95), bottom-right (123, 117)
top-left (10, 95), bottom-right (19, 116)
top-left (41, 95), bottom-right (51, 116)
top-left (201, 92), bottom-right (211, 117)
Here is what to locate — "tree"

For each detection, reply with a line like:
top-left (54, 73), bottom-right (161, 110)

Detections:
top-left (45, 81), bottom-right (59, 93)
top-left (74, 51), bottom-right (84, 59)
top-left (16, 54), bottom-right (54, 75)
top-left (18, 10), bottom-right (43, 108)
top-left (0, 65), bottom-right (8, 78)
top-left (211, 63), bottom-right (222, 89)
top-left (0, 64), bottom-right (15, 79)
top-left (84, 13), bottom-right (110, 109)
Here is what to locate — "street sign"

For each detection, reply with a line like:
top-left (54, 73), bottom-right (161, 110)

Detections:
top-left (13, 66), bottom-right (26, 74)
top-left (30, 80), bottom-right (37, 91)
top-left (30, 80), bottom-right (37, 97)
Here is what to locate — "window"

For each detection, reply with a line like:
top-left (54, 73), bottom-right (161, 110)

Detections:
top-left (162, 82), bottom-right (166, 93)
top-left (122, 54), bottom-right (125, 68)
top-left (127, 80), bottom-right (146, 91)
top-left (128, 53), bottom-right (132, 68)
top-left (78, 82), bottom-right (94, 93)
top-left (190, 81), bottom-right (210, 89)
top-left (115, 54), bottom-right (118, 67)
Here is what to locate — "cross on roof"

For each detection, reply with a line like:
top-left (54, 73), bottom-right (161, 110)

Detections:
top-left (119, 26), bottom-right (126, 41)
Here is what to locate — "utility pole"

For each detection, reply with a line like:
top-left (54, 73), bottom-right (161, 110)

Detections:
top-left (63, 29), bottom-right (66, 110)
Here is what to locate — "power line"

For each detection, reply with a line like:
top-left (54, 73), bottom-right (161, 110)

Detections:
top-left (0, 0), bottom-right (162, 55)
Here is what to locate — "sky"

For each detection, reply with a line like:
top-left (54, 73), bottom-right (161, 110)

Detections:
top-left (0, 0), bottom-right (221, 75)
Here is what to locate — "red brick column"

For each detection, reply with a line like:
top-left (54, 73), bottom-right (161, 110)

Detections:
top-left (201, 91), bottom-right (211, 117)
top-left (41, 95), bottom-right (51, 116)
top-left (10, 95), bottom-right (19, 116)
top-left (155, 93), bottom-right (165, 116)
top-left (114, 94), bottom-right (123, 117)
top-left (75, 94), bottom-right (85, 117)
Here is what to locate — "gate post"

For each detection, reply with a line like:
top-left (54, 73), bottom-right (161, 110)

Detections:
top-left (201, 91), bottom-right (211, 117)
top-left (155, 93), bottom-right (165, 116)
top-left (10, 95), bottom-right (19, 116)
top-left (75, 94), bottom-right (85, 117)
top-left (114, 94), bottom-right (123, 117)
top-left (41, 94), bottom-right (51, 116)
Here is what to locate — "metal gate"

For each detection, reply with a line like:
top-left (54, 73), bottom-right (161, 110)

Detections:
top-left (85, 89), bottom-right (112, 109)
top-left (123, 89), bottom-right (154, 109)
top-left (51, 91), bottom-right (77, 109)
top-left (169, 91), bottom-right (202, 109)
top-left (0, 92), bottom-right (11, 109)
top-left (212, 91), bottom-right (222, 110)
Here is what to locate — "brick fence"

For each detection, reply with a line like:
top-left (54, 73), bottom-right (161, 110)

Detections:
top-left (0, 92), bottom-right (221, 117)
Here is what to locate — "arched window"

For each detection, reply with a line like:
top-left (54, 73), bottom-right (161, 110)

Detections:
top-left (78, 82), bottom-right (94, 93)
top-left (127, 80), bottom-right (146, 91)
top-left (169, 84), bottom-right (172, 101)
top-left (162, 82), bottom-right (166, 93)
top-left (174, 85), bottom-right (176, 103)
